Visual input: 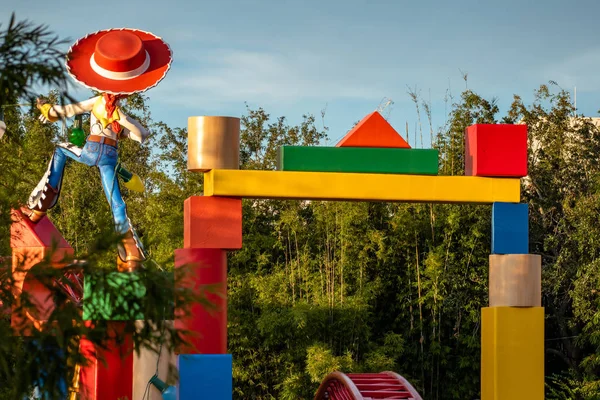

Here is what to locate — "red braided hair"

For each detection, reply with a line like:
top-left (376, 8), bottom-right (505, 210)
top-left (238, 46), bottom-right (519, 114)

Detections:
top-left (103, 93), bottom-right (125, 133)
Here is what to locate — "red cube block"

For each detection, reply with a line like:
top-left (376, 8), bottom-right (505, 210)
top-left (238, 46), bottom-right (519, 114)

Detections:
top-left (464, 124), bottom-right (528, 177)
top-left (184, 196), bottom-right (242, 249)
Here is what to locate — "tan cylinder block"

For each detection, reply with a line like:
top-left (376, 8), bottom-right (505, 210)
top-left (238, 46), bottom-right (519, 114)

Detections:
top-left (489, 254), bottom-right (541, 307)
top-left (188, 116), bottom-right (240, 172)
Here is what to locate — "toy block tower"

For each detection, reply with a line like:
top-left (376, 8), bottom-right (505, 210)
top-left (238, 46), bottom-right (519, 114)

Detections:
top-left (175, 116), bottom-right (240, 399)
top-left (465, 124), bottom-right (544, 400)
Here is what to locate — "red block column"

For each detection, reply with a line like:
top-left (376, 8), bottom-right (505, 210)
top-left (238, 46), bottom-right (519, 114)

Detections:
top-left (175, 196), bottom-right (241, 354)
top-left (175, 248), bottom-right (227, 354)
top-left (79, 322), bottom-right (134, 400)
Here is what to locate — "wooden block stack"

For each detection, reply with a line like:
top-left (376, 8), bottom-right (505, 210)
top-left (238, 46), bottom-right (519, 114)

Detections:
top-left (464, 124), bottom-right (544, 400)
top-left (174, 116), bottom-right (242, 399)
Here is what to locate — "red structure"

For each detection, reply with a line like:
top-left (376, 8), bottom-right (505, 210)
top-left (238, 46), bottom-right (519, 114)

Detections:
top-left (175, 195), bottom-right (238, 356)
top-left (174, 247), bottom-right (228, 354)
top-left (464, 124), bottom-right (528, 177)
top-left (314, 372), bottom-right (423, 400)
top-left (79, 323), bottom-right (134, 400)
top-left (184, 196), bottom-right (242, 249)
top-left (10, 209), bottom-right (73, 332)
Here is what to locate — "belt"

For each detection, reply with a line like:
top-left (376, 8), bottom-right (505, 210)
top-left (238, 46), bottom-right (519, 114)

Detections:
top-left (87, 135), bottom-right (117, 148)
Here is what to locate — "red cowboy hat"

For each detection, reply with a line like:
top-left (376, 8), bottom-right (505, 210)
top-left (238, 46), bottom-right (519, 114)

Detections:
top-left (66, 28), bottom-right (172, 95)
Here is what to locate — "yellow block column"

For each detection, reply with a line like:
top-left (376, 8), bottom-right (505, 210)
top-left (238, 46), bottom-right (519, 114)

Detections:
top-left (482, 254), bottom-right (544, 400)
top-left (481, 307), bottom-right (544, 400)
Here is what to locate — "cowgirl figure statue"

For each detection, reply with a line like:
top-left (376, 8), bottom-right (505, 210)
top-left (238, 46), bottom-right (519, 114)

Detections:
top-left (24, 28), bottom-right (172, 272)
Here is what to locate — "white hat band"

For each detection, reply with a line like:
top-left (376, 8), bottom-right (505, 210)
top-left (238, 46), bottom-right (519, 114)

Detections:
top-left (90, 51), bottom-right (150, 81)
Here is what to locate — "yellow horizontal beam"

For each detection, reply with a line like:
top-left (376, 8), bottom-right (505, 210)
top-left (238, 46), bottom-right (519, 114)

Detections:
top-left (204, 170), bottom-right (520, 203)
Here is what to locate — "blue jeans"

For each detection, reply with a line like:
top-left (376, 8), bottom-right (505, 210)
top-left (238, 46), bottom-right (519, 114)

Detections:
top-left (47, 140), bottom-right (130, 234)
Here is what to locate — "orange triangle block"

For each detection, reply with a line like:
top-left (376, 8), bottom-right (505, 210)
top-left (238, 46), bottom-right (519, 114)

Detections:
top-left (336, 111), bottom-right (411, 148)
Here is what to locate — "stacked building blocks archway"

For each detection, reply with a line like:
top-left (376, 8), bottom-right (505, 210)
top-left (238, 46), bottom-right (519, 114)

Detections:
top-left (179, 112), bottom-right (541, 400)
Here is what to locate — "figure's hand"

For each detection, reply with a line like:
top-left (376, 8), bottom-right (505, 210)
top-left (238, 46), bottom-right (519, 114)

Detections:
top-left (36, 98), bottom-right (53, 123)
top-left (38, 113), bottom-right (51, 124)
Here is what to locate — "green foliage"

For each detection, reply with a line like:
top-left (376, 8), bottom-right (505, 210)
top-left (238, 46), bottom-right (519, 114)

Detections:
top-left (546, 373), bottom-right (600, 400)
top-left (7, 82), bottom-right (600, 399)
top-left (0, 13), bottom-right (69, 108)
top-left (306, 343), bottom-right (353, 383)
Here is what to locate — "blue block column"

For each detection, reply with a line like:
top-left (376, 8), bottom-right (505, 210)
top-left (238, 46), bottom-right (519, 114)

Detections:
top-left (178, 354), bottom-right (233, 399)
top-left (491, 202), bottom-right (529, 254)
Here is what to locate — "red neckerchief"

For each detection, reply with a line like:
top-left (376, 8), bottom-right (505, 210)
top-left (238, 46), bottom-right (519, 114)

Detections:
top-left (103, 93), bottom-right (125, 133)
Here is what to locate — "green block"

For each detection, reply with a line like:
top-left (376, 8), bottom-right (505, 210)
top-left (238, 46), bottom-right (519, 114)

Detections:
top-left (277, 146), bottom-right (439, 175)
top-left (83, 272), bottom-right (146, 321)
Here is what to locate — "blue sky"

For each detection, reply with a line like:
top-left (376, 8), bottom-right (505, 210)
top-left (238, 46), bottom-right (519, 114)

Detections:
top-left (4, 0), bottom-right (600, 147)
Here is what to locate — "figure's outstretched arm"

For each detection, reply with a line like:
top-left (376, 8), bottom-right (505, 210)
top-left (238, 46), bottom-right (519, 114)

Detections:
top-left (118, 111), bottom-right (150, 144)
top-left (37, 96), bottom-right (97, 122)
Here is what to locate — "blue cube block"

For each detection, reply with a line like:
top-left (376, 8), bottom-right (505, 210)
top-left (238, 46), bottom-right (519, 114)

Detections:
top-left (178, 354), bottom-right (233, 399)
top-left (492, 202), bottom-right (529, 254)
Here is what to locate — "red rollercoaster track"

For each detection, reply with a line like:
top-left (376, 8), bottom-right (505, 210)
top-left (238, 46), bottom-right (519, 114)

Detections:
top-left (314, 371), bottom-right (423, 400)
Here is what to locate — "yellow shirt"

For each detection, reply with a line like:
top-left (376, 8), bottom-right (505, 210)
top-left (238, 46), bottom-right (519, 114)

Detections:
top-left (92, 96), bottom-right (121, 131)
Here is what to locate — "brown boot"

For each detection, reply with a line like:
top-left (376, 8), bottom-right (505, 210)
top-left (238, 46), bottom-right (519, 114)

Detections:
top-left (22, 207), bottom-right (47, 223)
top-left (25, 182), bottom-right (59, 223)
top-left (117, 229), bottom-right (146, 273)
